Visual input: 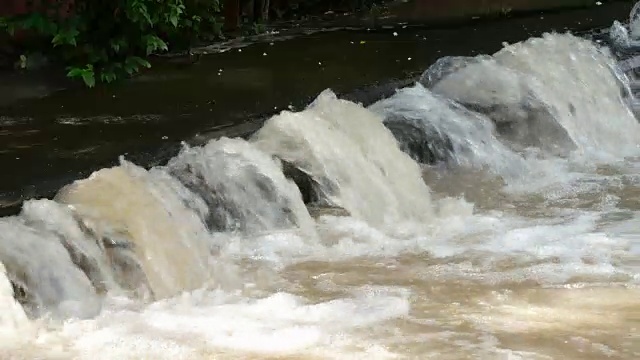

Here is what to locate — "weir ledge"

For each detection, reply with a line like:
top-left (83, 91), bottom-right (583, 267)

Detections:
top-left (0, 1), bottom-right (634, 217)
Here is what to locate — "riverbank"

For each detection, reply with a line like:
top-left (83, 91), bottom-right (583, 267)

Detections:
top-left (0, 0), bottom-right (629, 105)
top-left (0, 0), bottom-right (634, 216)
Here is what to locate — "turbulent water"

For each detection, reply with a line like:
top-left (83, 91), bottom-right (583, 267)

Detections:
top-left (1, 32), bottom-right (640, 359)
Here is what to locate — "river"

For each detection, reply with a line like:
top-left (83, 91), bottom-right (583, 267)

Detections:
top-left (0, 3), bottom-right (639, 360)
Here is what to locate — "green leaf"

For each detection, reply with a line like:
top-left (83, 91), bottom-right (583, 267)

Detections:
top-left (66, 67), bottom-right (84, 78)
top-left (110, 38), bottom-right (128, 53)
top-left (144, 35), bottom-right (168, 55)
top-left (100, 70), bottom-right (117, 84)
top-left (52, 28), bottom-right (79, 47)
top-left (124, 63), bottom-right (138, 75)
top-left (6, 23), bottom-right (15, 36)
top-left (82, 71), bottom-right (96, 87)
top-left (121, 56), bottom-right (151, 76)
top-left (129, 56), bottom-right (151, 68)
top-left (66, 65), bottom-right (95, 88)
top-left (169, 14), bottom-right (179, 28)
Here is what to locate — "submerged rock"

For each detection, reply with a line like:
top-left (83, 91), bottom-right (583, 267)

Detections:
top-left (426, 58), bottom-right (576, 155)
top-left (281, 160), bottom-right (323, 205)
top-left (0, 218), bottom-right (102, 320)
top-left (22, 199), bottom-right (153, 300)
top-left (307, 204), bottom-right (350, 219)
top-left (168, 138), bottom-right (315, 234)
top-left (419, 55), bottom-right (488, 89)
top-left (382, 113), bottom-right (454, 165)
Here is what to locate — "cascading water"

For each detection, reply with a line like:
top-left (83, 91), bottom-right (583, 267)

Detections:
top-left (251, 89), bottom-right (436, 227)
top-left (0, 30), bottom-right (639, 359)
top-left (167, 137), bottom-right (316, 235)
top-left (427, 33), bottom-right (640, 159)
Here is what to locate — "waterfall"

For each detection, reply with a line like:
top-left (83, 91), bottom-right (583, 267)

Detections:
top-left (251, 89), bottom-right (436, 226)
top-left (0, 32), bottom-right (639, 360)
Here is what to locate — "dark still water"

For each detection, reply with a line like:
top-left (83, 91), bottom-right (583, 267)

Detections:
top-left (0, 2), bottom-right (632, 209)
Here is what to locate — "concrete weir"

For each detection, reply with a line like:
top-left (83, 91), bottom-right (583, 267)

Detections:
top-left (0, 1), bottom-right (634, 218)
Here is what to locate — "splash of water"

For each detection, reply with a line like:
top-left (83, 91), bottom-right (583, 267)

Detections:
top-left (0, 31), bottom-right (638, 360)
top-left (0, 261), bottom-right (29, 336)
top-left (429, 33), bottom-right (640, 159)
top-left (631, 1), bottom-right (640, 39)
top-left (369, 84), bottom-right (531, 180)
top-left (55, 161), bottom-right (213, 300)
top-left (251, 89), bottom-right (436, 226)
top-left (494, 33), bottom-right (640, 156)
top-left (167, 137), bottom-right (315, 236)
top-left (0, 217), bottom-right (101, 319)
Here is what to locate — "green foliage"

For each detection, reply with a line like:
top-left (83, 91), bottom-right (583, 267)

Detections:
top-left (0, 0), bottom-right (389, 87)
top-left (0, 0), bottom-right (221, 87)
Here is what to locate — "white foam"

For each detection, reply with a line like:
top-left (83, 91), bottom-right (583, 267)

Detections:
top-left (2, 31), bottom-right (640, 360)
top-left (55, 161), bottom-right (214, 299)
top-left (0, 261), bottom-right (30, 339)
top-left (167, 137), bottom-right (316, 235)
top-left (12, 288), bottom-right (410, 359)
top-left (252, 89), bottom-right (436, 226)
top-left (0, 217), bottom-right (101, 319)
top-left (493, 33), bottom-right (640, 157)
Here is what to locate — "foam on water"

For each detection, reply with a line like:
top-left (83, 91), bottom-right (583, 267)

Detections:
top-left (431, 33), bottom-right (640, 159)
top-left (251, 89), bottom-right (436, 226)
top-left (20, 199), bottom-right (123, 295)
top-left (167, 137), bottom-right (316, 235)
top-left (55, 161), bottom-right (213, 300)
top-left (369, 84), bottom-right (533, 180)
top-left (0, 218), bottom-right (101, 319)
top-left (631, 1), bottom-right (640, 39)
top-left (495, 34), bottom-right (640, 156)
top-left (0, 261), bottom-right (29, 337)
top-left (4, 288), bottom-right (409, 359)
top-left (1, 31), bottom-right (640, 359)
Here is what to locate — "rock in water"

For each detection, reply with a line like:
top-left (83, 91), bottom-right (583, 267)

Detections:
top-left (382, 113), bottom-right (454, 165)
top-left (426, 57), bottom-right (576, 155)
top-left (419, 55), bottom-right (488, 89)
top-left (0, 218), bottom-right (102, 319)
top-left (307, 205), bottom-right (350, 219)
top-left (168, 137), bottom-right (315, 235)
top-left (280, 159), bottom-right (326, 205)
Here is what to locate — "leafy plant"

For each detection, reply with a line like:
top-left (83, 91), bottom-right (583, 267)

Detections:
top-left (0, 0), bottom-right (221, 87)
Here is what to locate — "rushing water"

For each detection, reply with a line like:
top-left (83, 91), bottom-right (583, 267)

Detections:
top-left (1, 30), bottom-right (640, 359)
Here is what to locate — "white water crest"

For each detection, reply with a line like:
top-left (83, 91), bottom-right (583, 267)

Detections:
top-left (0, 261), bottom-right (29, 335)
top-left (0, 217), bottom-right (102, 320)
top-left (368, 84), bottom-right (532, 181)
top-left (631, 1), bottom-right (640, 39)
top-left (167, 137), bottom-right (316, 235)
top-left (431, 33), bottom-right (640, 159)
top-left (251, 89), bottom-right (437, 226)
top-left (0, 32), bottom-right (639, 359)
top-left (55, 161), bottom-right (213, 300)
